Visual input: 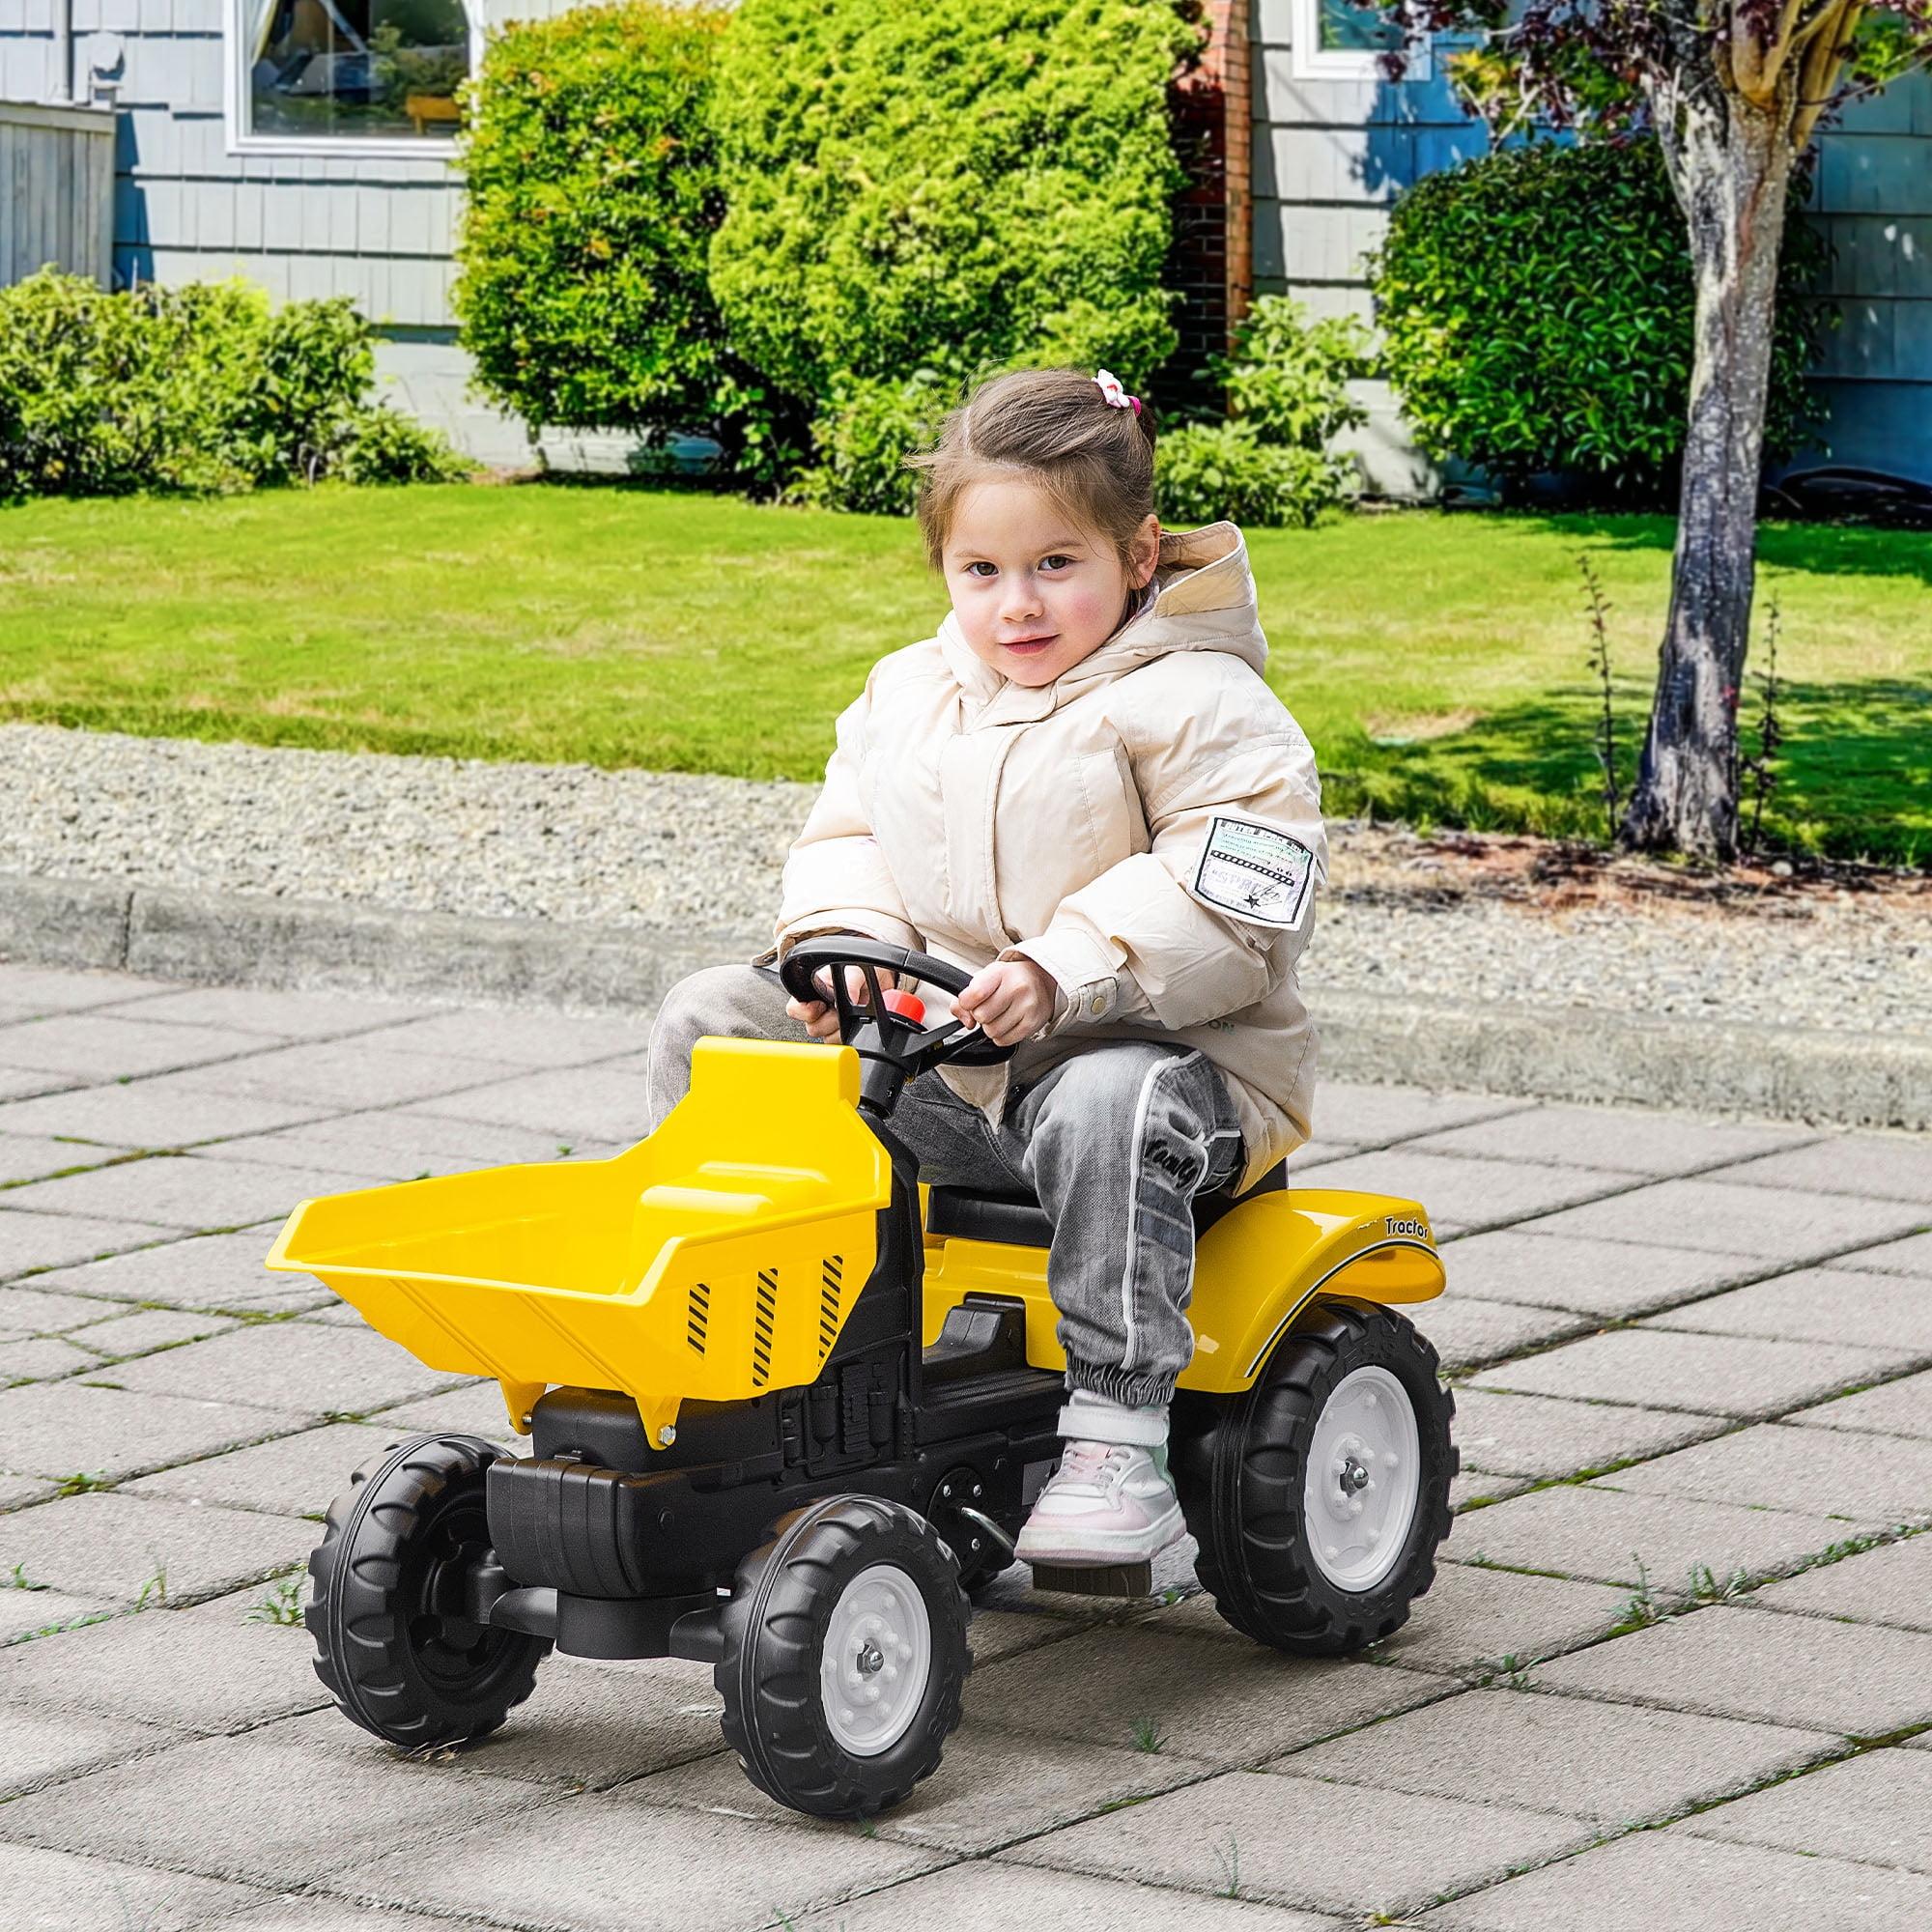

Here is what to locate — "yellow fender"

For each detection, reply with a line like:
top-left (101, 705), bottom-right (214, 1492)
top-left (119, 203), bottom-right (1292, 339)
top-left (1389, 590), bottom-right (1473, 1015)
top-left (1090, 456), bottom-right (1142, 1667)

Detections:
top-left (920, 1187), bottom-right (1443, 1394)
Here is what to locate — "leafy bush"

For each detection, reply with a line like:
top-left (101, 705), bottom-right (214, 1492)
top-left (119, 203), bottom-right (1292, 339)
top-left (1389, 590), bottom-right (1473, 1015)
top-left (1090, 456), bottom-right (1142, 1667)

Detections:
top-left (707, 0), bottom-right (1204, 501)
top-left (1366, 138), bottom-right (1829, 500)
top-left (1209, 294), bottom-right (1373, 450)
top-left (782, 369), bottom-right (953, 518)
top-left (454, 0), bottom-right (732, 437)
top-left (333, 406), bottom-right (472, 485)
top-left (0, 269), bottom-right (461, 499)
top-left (1157, 421), bottom-right (1358, 528)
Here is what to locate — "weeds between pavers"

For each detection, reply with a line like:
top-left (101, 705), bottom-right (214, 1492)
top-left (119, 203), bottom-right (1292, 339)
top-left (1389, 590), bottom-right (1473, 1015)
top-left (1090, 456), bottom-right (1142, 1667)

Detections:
top-left (248, 1575), bottom-right (304, 1626)
top-left (1210, 1833), bottom-right (1241, 1899)
top-left (1128, 1715), bottom-right (1168, 1753)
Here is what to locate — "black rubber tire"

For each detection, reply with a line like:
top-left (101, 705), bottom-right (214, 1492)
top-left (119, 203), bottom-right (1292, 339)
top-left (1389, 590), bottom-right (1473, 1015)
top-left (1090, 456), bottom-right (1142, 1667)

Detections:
top-left (307, 1433), bottom-right (551, 1748)
top-left (716, 1493), bottom-right (971, 1819)
top-left (1171, 1300), bottom-right (1458, 1656)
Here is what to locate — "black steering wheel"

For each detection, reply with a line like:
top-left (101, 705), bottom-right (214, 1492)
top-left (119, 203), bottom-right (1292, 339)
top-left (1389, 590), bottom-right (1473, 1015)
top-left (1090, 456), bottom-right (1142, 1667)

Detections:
top-left (777, 934), bottom-right (1019, 1074)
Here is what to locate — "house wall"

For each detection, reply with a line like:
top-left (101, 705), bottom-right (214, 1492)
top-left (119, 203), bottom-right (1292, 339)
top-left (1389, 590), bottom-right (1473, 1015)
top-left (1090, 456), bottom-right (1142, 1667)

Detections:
top-left (1250, 0), bottom-right (1932, 493)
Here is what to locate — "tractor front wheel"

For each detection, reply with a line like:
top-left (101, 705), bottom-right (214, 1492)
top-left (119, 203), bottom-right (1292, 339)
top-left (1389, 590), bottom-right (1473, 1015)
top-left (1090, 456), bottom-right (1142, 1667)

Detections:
top-left (716, 1494), bottom-right (970, 1819)
top-left (307, 1433), bottom-right (550, 1748)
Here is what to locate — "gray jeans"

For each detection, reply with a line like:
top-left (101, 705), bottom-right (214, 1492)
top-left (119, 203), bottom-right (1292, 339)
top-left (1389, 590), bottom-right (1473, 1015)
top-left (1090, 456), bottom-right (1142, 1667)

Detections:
top-left (644, 963), bottom-right (1245, 1406)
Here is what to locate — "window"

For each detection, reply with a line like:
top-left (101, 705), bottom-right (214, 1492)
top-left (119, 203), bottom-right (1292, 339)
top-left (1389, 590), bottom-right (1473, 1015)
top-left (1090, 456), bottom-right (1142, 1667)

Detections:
top-left (1291, 0), bottom-right (1432, 82)
top-left (230, 0), bottom-right (477, 154)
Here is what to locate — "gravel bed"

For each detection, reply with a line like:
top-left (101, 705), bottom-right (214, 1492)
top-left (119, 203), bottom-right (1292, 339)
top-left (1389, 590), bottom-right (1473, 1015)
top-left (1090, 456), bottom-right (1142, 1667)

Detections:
top-left (4, 723), bottom-right (1926, 1037)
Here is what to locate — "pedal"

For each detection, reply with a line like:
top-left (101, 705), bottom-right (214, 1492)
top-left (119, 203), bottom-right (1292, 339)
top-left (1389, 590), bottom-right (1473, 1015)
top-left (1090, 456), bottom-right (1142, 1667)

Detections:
top-left (1028, 1559), bottom-right (1154, 1600)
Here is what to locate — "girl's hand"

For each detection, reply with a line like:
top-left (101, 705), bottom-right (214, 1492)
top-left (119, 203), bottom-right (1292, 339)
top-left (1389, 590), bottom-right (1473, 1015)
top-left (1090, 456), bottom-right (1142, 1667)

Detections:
top-left (952, 959), bottom-right (1060, 1047)
top-left (786, 963), bottom-right (898, 1043)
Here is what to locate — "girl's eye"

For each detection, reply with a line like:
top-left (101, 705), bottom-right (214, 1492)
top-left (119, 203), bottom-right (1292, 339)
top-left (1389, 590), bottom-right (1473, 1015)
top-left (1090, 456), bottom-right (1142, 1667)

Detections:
top-left (1041, 554), bottom-right (1075, 571)
top-left (964, 562), bottom-right (996, 579)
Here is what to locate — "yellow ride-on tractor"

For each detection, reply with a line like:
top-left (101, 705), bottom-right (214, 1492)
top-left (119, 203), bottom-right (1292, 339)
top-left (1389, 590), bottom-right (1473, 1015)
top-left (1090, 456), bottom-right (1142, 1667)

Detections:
top-left (267, 937), bottom-right (1457, 1820)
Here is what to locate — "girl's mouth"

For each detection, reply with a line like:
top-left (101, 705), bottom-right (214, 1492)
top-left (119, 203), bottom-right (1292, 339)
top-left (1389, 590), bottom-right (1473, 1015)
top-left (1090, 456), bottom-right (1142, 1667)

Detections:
top-left (1000, 635), bottom-right (1057, 655)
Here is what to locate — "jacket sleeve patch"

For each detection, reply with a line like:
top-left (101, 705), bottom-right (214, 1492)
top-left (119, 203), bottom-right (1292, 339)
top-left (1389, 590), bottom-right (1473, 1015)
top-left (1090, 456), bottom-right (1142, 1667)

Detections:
top-left (1184, 815), bottom-right (1317, 931)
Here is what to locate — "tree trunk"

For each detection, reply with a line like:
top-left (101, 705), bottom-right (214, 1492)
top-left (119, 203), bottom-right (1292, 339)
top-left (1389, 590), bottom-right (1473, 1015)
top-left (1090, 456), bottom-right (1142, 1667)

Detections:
top-left (1621, 93), bottom-right (1793, 861)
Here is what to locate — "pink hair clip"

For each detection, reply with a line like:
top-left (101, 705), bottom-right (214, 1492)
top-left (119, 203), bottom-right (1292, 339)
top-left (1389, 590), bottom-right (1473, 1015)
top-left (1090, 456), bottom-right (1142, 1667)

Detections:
top-left (1094, 368), bottom-right (1142, 416)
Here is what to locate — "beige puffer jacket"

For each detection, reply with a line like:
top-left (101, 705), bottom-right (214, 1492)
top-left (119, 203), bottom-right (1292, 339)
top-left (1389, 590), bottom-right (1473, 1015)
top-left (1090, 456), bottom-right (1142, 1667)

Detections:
top-left (750, 521), bottom-right (1327, 1197)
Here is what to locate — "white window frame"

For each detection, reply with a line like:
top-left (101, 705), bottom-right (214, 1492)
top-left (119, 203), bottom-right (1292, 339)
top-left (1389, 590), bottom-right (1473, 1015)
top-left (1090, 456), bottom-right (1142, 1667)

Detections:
top-left (225, 0), bottom-right (482, 159)
top-left (1291, 0), bottom-right (1433, 82)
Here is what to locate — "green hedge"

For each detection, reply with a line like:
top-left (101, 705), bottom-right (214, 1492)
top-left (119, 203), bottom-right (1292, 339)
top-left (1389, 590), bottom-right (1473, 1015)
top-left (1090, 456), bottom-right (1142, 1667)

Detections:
top-left (0, 270), bottom-right (465, 499)
top-left (453, 0), bottom-right (731, 437)
top-left (1366, 138), bottom-right (1830, 501)
top-left (708, 0), bottom-right (1205, 505)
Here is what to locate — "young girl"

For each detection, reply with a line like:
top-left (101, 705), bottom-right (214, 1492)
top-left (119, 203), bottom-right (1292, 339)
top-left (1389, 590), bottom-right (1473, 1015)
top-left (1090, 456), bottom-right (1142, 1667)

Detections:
top-left (645, 364), bottom-right (1326, 1570)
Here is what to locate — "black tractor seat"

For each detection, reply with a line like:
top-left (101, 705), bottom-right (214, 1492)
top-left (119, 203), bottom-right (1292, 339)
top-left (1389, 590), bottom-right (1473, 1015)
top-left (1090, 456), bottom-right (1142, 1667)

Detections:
top-left (925, 1158), bottom-right (1289, 1249)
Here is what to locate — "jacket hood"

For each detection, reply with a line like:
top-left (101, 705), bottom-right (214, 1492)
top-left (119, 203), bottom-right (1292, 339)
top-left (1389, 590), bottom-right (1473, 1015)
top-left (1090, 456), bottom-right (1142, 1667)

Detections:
top-left (935, 521), bottom-right (1266, 712)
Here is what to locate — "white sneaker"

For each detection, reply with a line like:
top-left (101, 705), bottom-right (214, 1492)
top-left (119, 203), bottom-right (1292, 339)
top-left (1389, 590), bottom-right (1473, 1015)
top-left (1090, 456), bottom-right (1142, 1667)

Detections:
top-left (1015, 1436), bottom-right (1186, 1567)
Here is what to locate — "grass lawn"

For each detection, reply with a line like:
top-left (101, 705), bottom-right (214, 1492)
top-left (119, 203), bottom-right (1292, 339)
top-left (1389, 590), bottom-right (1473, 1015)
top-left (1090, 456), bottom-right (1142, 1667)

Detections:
top-left (2, 485), bottom-right (1925, 863)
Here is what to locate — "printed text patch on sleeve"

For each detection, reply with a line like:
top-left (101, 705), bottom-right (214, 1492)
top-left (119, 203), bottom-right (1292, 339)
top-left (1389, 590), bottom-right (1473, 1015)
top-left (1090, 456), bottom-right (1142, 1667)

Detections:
top-left (1185, 815), bottom-right (1316, 931)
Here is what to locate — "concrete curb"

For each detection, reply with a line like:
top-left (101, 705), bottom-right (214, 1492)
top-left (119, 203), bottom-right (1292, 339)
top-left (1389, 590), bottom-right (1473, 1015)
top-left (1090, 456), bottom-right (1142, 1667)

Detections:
top-left (4, 870), bottom-right (1927, 1131)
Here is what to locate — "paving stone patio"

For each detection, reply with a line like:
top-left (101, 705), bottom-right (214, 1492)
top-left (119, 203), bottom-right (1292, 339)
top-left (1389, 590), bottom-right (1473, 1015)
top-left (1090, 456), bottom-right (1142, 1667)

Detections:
top-left (1, 959), bottom-right (1928, 1931)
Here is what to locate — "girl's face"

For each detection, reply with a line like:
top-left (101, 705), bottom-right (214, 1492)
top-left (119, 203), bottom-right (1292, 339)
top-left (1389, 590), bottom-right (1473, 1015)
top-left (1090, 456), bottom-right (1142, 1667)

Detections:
top-left (943, 476), bottom-right (1159, 689)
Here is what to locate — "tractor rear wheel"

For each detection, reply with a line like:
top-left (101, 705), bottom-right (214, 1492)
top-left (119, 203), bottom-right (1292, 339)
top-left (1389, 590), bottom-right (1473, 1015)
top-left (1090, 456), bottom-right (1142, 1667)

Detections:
top-left (1171, 1301), bottom-right (1456, 1655)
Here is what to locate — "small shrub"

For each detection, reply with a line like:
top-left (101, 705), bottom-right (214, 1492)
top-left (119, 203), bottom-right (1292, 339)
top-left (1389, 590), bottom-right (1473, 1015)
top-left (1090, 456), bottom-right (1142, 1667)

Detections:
top-left (454, 0), bottom-right (732, 438)
top-left (1208, 293), bottom-right (1372, 450)
top-left (334, 406), bottom-right (472, 485)
top-left (783, 368), bottom-right (952, 518)
top-left (707, 0), bottom-right (1203, 497)
top-left (1366, 137), bottom-right (1829, 502)
top-left (1157, 420), bottom-right (1358, 528)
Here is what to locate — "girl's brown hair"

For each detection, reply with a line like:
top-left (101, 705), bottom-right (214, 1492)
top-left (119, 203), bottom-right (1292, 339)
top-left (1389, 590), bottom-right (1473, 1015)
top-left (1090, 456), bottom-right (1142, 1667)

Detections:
top-left (903, 365), bottom-right (1159, 577)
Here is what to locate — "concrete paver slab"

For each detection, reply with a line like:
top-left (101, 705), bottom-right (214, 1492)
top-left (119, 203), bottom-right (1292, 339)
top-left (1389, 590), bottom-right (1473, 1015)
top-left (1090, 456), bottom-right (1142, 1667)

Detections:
top-left (211, 1113), bottom-right (600, 1181)
top-left (207, 1901), bottom-right (503, 1932)
top-left (0, 1066), bottom-right (69, 1103)
top-left (1535, 1603), bottom-right (1932, 1733)
top-left (1408, 1105), bottom-right (1807, 1176)
top-left (123, 1420), bottom-right (406, 1517)
top-left (1418, 1828), bottom-right (1932, 1930)
top-left (0, 1586), bottom-right (327, 1729)
top-left (1521, 1178), bottom-right (1926, 1262)
top-left (1415, 1296), bottom-right (1593, 1375)
top-left (0, 966), bottom-right (174, 1012)
top-left (400, 1065), bottom-right (657, 1143)
top-left (964, 1624), bottom-right (1455, 1764)
top-left (173, 1040), bottom-right (521, 1111)
top-left (634, 1719), bottom-right (1209, 1856)
top-left (0, 1379), bottom-right (288, 1482)
top-left (1469, 1326), bottom-right (1909, 1419)
top-left (1452, 1386), bottom-right (1731, 1481)
top-left (1683, 1747), bottom-right (1932, 1870)
top-left (0, 1074), bottom-right (333, 1148)
top-left (1309, 1082), bottom-right (1529, 1146)
top-left (0, 1727), bottom-right (550, 1887)
top-left (1844, 1232), bottom-right (1932, 1278)
top-left (69, 1305), bottom-right (239, 1358)
top-left (1290, 1149), bottom-right (1642, 1236)
top-left (0, 1132), bottom-right (117, 1185)
top-left (1647, 1266), bottom-right (1932, 1350)
top-left (1446, 1484), bottom-right (1856, 1590)
top-left (1717, 1133), bottom-right (1932, 1204)
top-left (1790, 1368), bottom-right (1932, 1438)
top-left (0, 1701), bottom-right (180, 1798)
top-left (331, 1788), bottom-right (950, 1932)
top-left (366, 1006), bottom-right (651, 1066)
top-left (0, 1208), bottom-right (177, 1281)
top-left (27, 1225), bottom-right (324, 1311)
top-left (1601, 1421), bottom-right (1932, 1523)
top-left (0, 1013), bottom-right (270, 1079)
top-left (372, 1379), bottom-right (524, 1439)
top-left (1001, 1768), bottom-right (1593, 1919)
top-left (1282, 1685), bottom-right (1833, 1824)
top-left (1354, 1561), bottom-right (1631, 1674)
top-left (106, 1320), bottom-right (468, 1418)
top-left (0, 1584), bottom-right (116, 1642)
top-left (0, 1840), bottom-right (266, 1932)
top-left (93, 983), bottom-right (430, 1039)
top-left (786, 1863), bottom-right (1338, 1932)
top-left (0, 1490), bottom-right (313, 1603)
top-left (2, 1334), bottom-right (99, 1381)
top-left (1435, 1229), bottom-right (1767, 1318)
top-left (4, 1152), bottom-right (375, 1234)
top-left (0, 1282), bottom-right (114, 1331)
top-left (1751, 1532), bottom-right (1932, 1632)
